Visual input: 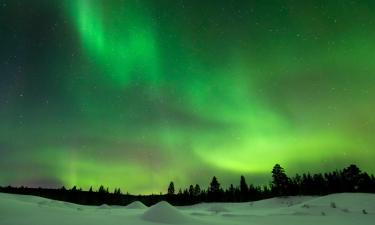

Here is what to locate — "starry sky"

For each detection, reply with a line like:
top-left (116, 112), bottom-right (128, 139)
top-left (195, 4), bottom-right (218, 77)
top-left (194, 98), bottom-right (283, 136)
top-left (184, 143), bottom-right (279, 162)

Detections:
top-left (1, 0), bottom-right (375, 194)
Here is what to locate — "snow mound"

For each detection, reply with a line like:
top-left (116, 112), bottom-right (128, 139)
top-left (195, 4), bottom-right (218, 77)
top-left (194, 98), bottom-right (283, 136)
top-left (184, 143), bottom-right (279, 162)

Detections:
top-left (1, 193), bottom-right (375, 225)
top-left (97, 204), bottom-right (111, 209)
top-left (252, 196), bottom-right (315, 208)
top-left (125, 201), bottom-right (147, 209)
top-left (292, 193), bottom-right (375, 213)
top-left (142, 201), bottom-right (192, 224)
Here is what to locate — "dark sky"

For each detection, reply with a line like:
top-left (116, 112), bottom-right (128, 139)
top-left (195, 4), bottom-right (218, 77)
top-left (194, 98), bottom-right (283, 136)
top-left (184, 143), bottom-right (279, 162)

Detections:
top-left (1, 0), bottom-right (375, 193)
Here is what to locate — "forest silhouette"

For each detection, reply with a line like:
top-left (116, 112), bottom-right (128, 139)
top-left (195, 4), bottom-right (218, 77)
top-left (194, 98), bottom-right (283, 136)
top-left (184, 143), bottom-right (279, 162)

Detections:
top-left (1, 164), bottom-right (374, 206)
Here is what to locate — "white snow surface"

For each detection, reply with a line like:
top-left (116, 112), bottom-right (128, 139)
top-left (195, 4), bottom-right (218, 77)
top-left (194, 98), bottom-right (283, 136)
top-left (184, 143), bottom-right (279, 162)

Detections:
top-left (1, 192), bottom-right (374, 225)
top-left (142, 201), bottom-right (193, 224)
top-left (125, 201), bottom-right (148, 209)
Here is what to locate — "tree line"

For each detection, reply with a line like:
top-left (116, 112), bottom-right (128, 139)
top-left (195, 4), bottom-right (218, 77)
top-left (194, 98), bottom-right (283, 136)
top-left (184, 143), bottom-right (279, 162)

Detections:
top-left (1, 164), bottom-right (374, 206)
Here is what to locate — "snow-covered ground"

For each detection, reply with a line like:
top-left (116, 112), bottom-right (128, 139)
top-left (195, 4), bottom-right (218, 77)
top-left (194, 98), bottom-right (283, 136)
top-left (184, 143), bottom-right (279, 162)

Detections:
top-left (0, 192), bottom-right (374, 225)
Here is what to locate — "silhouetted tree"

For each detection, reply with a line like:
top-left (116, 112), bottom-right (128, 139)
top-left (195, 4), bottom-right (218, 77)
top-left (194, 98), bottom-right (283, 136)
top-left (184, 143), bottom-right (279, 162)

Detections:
top-left (249, 184), bottom-right (262, 200)
top-left (114, 188), bottom-right (122, 195)
top-left (208, 176), bottom-right (222, 201)
top-left (168, 182), bottom-right (175, 195)
top-left (313, 173), bottom-right (327, 195)
top-left (359, 172), bottom-right (372, 192)
top-left (1, 164), bottom-right (375, 206)
top-left (240, 175), bottom-right (249, 201)
top-left (227, 184), bottom-right (236, 201)
top-left (188, 185), bottom-right (194, 196)
top-left (98, 185), bottom-right (106, 193)
top-left (290, 174), bottom-right (301, 195)
top-left (209, 176), bottom-right (220, 193)
top-left (342, 164), bottom-right (361, 191)
top-left (194, 184), bottom-right (201, 196)
top-left (271, 164), bottom-right (290, 196)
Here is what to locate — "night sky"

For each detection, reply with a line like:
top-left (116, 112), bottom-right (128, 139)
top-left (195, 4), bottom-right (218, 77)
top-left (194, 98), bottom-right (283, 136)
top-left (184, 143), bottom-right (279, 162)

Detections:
top-left (1, 0), bottom-right (375, 194)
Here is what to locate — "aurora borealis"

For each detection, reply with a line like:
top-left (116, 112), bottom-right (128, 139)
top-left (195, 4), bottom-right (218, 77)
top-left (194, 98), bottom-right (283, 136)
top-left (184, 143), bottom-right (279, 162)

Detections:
top-left (1, 0), bottom-right (375, 194)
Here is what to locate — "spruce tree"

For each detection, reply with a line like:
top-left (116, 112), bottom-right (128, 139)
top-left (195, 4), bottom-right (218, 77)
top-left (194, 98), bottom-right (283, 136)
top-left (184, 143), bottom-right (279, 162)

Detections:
top-left (342, 164), bottom-right (361, 191)
top-left (209, 176), bottom-right (220, 193)
top-left (188, 185), bottom-right (195, 196)
top-left (271, 164), bottom-right (290, 196)
top-left (194, 184), bottom-right (201, 196)
top-left (168, 182), bottom-right (175, 195)
top-left (240, 175), bottom-right (249, 201)
top-left (208, 176), bottom-right (221, 201)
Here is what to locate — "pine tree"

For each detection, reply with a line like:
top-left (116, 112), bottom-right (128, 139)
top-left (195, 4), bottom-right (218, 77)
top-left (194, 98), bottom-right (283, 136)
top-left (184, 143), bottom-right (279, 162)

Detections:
top-left (188, 185), bottom-right (195, 196)
top-left (98, 185), bottom-right (105, 193)
top-left (240, 175), bottom-right (249, 201)
top-left (342, 164), bottom-right (364, 191)
top-left (208, 176), bottom-right (221, 201)
top-left (114, 188), bottom-right (121, 195)
top-left (168, 182), bottom-right (175, 195)
top-left (209, 176), bottom-right (220, 193)
top-left (271, 164), bottom-right (290, 196)
top-left (194, 184), bottom-right (201, 196)
top-left (227, 184), bottom-right (236, 201)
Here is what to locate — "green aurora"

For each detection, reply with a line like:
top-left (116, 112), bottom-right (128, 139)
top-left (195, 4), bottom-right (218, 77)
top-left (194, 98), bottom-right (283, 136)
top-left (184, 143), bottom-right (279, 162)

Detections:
top-left (0, 0), bottom-right (375, 194)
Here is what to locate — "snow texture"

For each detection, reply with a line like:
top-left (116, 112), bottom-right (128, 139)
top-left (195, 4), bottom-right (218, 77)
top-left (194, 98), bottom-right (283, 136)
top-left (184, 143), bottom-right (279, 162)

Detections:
top-left (142, 201), bottom-right (193, 224)
top-left (0, 192), bottom-right (374, 225)
top-left (125, 201), bottom-right (148, 209)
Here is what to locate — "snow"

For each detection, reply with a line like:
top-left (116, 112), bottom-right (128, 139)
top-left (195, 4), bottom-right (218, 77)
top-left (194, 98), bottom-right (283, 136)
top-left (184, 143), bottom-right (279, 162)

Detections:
top-left (1, 192), bottom-right (374, 225)
top-left (97, 204), bottom-right (112, 209)
top-left (125, 201), bottom-right (148, 209)
top-left (142, 201), bottom-right (193, 224)
top-left (206, 204), bottom-right (230, 213)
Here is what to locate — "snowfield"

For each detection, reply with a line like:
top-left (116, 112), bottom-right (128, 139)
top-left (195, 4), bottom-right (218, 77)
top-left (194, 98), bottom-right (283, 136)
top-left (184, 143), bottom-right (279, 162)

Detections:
top-left (0, 193), bottom-right (374, 225)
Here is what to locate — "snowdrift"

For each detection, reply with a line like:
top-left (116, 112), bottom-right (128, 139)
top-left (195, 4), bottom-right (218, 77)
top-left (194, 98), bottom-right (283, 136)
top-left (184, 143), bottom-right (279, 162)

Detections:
top-left (97, 204), bottom-right (111, 209)
top-left (125, 201), bottom-right (148, 209)
top-left (288, 193), bottom-right (375, 215)
top-left (142, 201), bottom-right (193, 224)
top-left (1, 192), bottom-right (374, 225)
